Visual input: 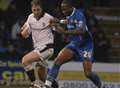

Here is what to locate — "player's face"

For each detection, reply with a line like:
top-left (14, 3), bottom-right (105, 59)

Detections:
top-left (61, 3), bottom-right (73, 16)
top-left (32, 5), bottom-right (42, 18)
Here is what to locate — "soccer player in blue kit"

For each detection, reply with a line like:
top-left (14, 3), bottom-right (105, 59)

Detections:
top-left (43, 0), bottom-right (104, 88)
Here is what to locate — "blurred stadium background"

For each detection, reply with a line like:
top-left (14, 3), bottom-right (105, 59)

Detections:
top-left (0, 0), bottom-right (120, 88)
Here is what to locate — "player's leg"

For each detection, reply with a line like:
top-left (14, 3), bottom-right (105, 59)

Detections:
top-left (33, 48), bottom-right (54, 88)
top-left (32, 62), bottom-right (48, 88)
top-left (33, 61), bottom-right (59, 88)
top-left (36, 62), bottom-right (47, 82)
top-left (78, 41), bottom-right (102, 88)
top-left (21, 51), bottom-right (41, 87)
top-left (22, 50), bottom-right (40, 66)
top-left (22, 43), bottom-right (54, 87)
top-left (83, 59), bottom-right (102, 88)
top-left (44, 48), bottom-right (74, 88)
top-left (82, 48), bottom-right (102, 88)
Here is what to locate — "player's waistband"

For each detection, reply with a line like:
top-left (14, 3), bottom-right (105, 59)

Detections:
top-left (40, 43), bottom-right (54, 53)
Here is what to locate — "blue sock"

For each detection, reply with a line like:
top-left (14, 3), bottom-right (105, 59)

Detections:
top-left (47, 63), bottom-right (61, 82)
top-left (89, 72), bottom-right (101, 88)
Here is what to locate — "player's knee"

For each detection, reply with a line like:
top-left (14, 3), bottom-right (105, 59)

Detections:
top-left (54, 57), bottom-right (64, 65)
top-left (21, 56), bottom-right (28, 66)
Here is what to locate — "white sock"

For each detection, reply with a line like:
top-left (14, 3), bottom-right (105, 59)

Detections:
top-left (45, 80), bottom-right (52, 87)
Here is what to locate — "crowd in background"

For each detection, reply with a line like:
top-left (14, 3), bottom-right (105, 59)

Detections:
top-left (0, 0), bottom-right (118, 62)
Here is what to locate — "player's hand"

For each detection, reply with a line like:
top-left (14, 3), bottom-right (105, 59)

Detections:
top-left (59, 19), bottom-right (68, 24)
top-left (49, 18), bottom-right (59, 27)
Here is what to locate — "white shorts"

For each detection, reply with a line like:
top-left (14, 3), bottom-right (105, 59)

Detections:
top-left (33, 43), bottom-right (54, 61)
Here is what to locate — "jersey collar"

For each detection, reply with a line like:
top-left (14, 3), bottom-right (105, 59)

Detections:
top-left (66, 8), bottom-right (76, 19)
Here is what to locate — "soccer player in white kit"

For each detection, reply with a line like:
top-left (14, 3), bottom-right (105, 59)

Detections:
top-left (20, 0), bottom-right (58, 88)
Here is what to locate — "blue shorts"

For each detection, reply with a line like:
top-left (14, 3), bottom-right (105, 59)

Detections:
top-left (65, 41), bottom-right (94, 61)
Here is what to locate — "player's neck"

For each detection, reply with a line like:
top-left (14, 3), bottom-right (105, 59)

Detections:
top-left (35, 12), bottom-right (45, 20)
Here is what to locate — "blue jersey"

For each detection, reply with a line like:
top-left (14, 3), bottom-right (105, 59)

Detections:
top-left (65, 8), bottom-right (94, 61)
top-left (66, 8), bottom-right (93, 44)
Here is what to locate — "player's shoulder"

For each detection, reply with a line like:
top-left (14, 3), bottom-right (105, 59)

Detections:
top-left (44, 13), bottom-right (54, 19)
top-left (28, 13), bottom-right (34, 19)
top-left (25, 13), bottom-right (34, 23)
top-left (73, 9), bottom-right (86, 20)
top-left (75, 9), bottom-right (84, 16)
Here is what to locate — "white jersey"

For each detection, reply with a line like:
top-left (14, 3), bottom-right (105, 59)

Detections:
top-left (25, 13), bottom-right (54, 48)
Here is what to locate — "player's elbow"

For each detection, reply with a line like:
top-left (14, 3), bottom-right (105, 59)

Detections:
top-left (21, 31), bottom-right (29, 39)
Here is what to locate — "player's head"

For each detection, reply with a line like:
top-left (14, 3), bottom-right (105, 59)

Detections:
top-left (31, 0), bottom-right (43, 18)
top-left (61, 0), bottom-right (73, 16)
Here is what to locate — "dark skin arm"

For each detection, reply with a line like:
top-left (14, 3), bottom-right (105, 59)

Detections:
top-left (53, 23), bottom-right (84, 35)
top-left (49, 18), bottom-right (85, 35)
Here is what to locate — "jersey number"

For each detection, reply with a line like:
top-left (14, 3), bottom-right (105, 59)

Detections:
top-left (83, 51), bottom-right (92, 58)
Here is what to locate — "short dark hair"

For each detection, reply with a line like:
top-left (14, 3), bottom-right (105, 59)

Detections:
top-left (31, 0), bottom-right (42, 6)
top-left (62, 0), bottom-right (73, 6)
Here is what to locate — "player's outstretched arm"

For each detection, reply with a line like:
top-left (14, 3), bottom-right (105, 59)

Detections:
top-left (50, 18), bottom-right (84, 35)
top-left (53, 23), bottom-right (84, 35)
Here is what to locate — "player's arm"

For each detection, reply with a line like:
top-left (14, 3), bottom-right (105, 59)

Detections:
top-left (63, 27), bottom-right (83, 35)
top-left (51, 20), bottom-right (85, 35)
top-left (20, 22), bottom-right (31, 38)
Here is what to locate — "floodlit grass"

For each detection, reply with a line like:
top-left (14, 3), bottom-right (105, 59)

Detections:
top-left (0, 85), bottom-right (28, 88)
